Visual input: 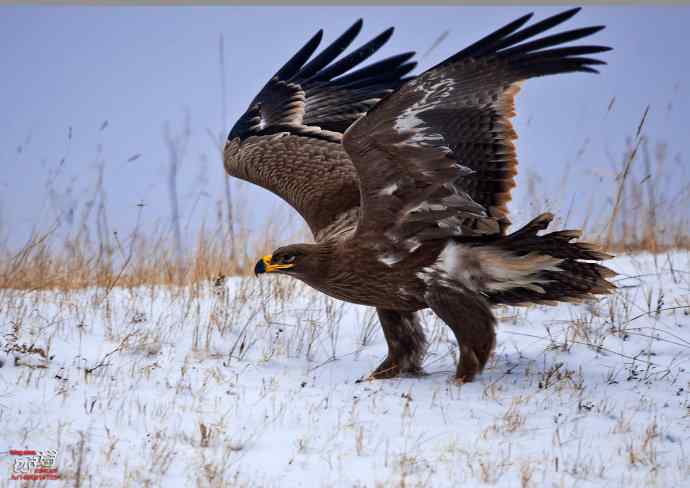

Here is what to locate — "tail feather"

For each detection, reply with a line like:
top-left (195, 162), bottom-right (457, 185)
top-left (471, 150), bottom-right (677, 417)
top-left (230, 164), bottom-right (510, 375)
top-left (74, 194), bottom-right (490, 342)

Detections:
top-left (483, 213), bottom-right (616, 306)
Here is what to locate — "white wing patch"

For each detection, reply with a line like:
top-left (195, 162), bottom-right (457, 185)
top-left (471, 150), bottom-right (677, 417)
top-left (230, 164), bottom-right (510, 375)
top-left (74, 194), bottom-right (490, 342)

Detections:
top-left (379, 253), bottom-right (403, 267)
top-left (315, 207), bottom-right (359, 243)
top-left (393, 76), bottom-right (457, 147)
top-left (404, 238), bottom-right (422, 253)
top-left (407, 202), bottom-right (448, 215)
top-left (379, 183), bottom-right (399, 196)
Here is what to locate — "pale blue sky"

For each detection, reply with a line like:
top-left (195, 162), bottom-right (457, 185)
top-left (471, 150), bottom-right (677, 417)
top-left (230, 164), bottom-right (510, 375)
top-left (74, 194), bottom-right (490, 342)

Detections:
top-left (1, 5), bottom-right (688, 249)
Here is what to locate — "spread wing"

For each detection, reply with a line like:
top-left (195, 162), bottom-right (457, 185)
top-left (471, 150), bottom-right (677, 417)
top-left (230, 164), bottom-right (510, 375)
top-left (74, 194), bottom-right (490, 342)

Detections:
top-left (343, 8), bottom-right (610, 256)
top-left (224, 20), bottom-right (417, 241)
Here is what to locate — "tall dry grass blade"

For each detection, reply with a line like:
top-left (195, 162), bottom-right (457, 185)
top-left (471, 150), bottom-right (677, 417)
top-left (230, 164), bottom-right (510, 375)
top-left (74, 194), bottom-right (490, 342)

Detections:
top-left (606, 106), bottom-right (650, 248)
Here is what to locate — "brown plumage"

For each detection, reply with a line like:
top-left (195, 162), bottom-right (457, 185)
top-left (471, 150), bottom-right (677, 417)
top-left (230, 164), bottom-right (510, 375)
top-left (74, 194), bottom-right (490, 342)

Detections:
top-left (224, 9), bottom-right (616, 383)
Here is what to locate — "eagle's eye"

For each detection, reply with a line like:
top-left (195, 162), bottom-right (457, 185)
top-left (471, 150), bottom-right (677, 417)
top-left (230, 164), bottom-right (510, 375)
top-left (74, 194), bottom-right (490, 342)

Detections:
top-left (276, 254), bottom-right (296, 264)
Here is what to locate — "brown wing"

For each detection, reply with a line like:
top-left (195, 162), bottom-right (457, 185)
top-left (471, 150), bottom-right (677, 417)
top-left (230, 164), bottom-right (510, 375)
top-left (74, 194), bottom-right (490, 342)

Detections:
top-left (224, 20), bottom-right (417, 241)
top-left (343, 8), bottom-right (610, 256)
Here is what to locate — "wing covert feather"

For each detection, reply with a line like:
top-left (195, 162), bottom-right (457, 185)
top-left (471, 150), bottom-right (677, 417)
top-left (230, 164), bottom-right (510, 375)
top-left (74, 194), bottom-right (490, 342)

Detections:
top-left (343, 8), bottom-right (610, 252)
top-left (224, 20), bottom-right (417, 241)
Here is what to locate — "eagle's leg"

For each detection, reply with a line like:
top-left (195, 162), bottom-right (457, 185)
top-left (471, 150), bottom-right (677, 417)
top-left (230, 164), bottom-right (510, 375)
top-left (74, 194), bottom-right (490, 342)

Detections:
top-left (425, 285), bottom-right (496, 383)
top-left (369, 309), bottom-right (427, 379)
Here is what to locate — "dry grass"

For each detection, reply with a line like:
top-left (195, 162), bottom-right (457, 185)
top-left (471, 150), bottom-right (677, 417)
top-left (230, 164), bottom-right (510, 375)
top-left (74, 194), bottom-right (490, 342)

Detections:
top-left (2, 95), bottom-right (688, 292)
top-left (0, 217), bottom-right (292, 291)
top-left (2, 147), bottom-right (686, 292)
top-left (1, 250), bottom-right (688, 487)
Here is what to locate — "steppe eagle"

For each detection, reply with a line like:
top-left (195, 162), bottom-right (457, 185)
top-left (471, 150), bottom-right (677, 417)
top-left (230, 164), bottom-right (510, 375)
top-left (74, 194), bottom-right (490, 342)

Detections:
top-left (223, 8), bottom-right (615, 382)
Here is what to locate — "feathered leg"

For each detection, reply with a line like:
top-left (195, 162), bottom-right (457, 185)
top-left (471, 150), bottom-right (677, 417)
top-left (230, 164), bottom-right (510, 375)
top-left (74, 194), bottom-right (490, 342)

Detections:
top-left (425, 285), bottom-right (496, 383)
top-left (369, 309), bottom-right (427, 379)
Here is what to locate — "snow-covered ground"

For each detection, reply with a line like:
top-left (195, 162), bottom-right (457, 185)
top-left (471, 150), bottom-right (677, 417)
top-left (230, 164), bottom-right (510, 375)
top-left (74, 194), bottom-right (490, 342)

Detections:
top-left (1, 252), bottom-right (689, 487)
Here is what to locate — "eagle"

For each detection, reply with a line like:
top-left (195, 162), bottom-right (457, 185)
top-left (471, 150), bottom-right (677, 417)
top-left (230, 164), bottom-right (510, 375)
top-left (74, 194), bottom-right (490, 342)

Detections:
top-left (223, 8), bottom-right (615, 383)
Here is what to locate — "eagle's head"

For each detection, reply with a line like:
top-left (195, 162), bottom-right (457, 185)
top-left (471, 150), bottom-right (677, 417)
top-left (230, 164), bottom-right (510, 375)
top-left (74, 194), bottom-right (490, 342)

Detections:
top-left (254, 243), bottom-right (331, 283)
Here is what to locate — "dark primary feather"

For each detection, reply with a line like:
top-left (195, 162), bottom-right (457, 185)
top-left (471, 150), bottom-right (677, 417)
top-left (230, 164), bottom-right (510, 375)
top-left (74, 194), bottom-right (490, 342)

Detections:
top-left (225, 20), bottom-right (418, 243)
top-left (308, 27), bottom-right (395, 82)
top-left (228, 19), bottom-right (417, 141)
top-left (434, 12), bottom-right (535, 67)
top-left (343, 8), bottom-right (611, 256)
top-left (273, 29), bottom-right (324, 81)
top-left (332, 52), bottom-right (415, 86)
top-left (295, 20), bottom-right (362, 80)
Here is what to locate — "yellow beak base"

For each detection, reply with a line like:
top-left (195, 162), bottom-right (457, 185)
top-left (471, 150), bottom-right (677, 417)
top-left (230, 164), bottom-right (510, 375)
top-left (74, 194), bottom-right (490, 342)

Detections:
top-left (255, 254), bottom-right (295, 274)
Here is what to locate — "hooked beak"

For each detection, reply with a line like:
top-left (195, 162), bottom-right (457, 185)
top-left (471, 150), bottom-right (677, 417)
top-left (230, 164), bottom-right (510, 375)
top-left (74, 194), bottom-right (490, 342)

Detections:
top-left (254, 255), bottom-right (294, 275)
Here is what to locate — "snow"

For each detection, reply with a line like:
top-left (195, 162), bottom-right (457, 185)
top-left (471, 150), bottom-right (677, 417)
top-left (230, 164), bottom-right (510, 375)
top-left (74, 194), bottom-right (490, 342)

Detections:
top-left (1, 252), bottom-right (689, 487)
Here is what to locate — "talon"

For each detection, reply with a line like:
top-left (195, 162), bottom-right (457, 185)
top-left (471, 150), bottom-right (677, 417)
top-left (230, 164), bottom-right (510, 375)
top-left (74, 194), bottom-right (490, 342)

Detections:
top-left (455, 370), bottom-right (476, 384)
top-left (369, 358), bottom-right (426, 380)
